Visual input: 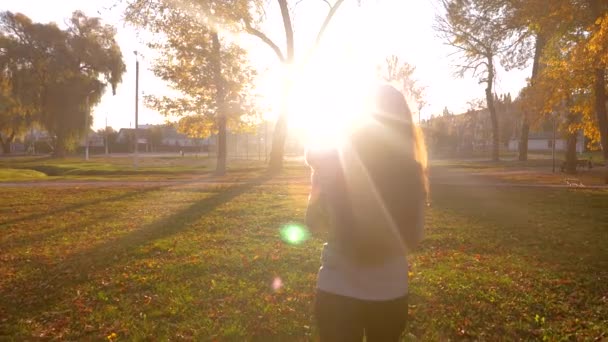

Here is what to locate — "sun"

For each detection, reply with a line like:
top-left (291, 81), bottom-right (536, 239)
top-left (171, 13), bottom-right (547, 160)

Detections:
top-left (257, 51), bottom-right (379, 150)
top-left (289, 56), bottom-right (377, 148)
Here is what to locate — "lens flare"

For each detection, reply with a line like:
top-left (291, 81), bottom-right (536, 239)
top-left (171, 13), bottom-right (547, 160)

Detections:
top-left (272, 277), bottom-right (283, 291)
top-left (280, 224), bottom-right (310, 245)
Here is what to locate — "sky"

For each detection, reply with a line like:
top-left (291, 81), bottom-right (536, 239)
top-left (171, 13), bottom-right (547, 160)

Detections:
top-left (3, 0), bottom-right (532, 130)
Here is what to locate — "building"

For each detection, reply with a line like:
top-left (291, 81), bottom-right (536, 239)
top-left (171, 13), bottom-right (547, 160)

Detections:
top-left (507, 132), bottom-right (585, 153)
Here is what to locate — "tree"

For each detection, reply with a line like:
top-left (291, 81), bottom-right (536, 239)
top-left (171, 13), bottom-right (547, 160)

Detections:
top-left (248, 0), bottom-right (348, 172)
top-left (442, 106), bottom-right (452, 117)
top-left (496, 0), bottom-right (573, 161)
top-left (494, 93), bottom-right (519, 148)
top-left (0, 15), bottom-right (40, 154)
top-left (0, 73), bottom-right (30, 154)
top-left (379, 55), bottom-right (426, 122)
top-left (125, 0), bottom-right (348, 172)
top-left (0, 11), bottom-right (125, 157)
top-left (514, 0), bottom-right (608, 181)
top-left (435, 0), bottom-right (520, 161)
top-left (586, 0), bottom-right (608, 182)
top-left (502, 0), bottom-right (607, 180)
top-left (128, 2), bottom-right (258, 175)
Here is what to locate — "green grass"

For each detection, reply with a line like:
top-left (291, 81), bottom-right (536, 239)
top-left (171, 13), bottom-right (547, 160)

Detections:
top-left (0, 169), bottom-right (607, 340)
top-left (0, 155), bottom-right (296, 182)
top-left (0, 155), bottom-right (212, 179)
top-left (0, 168), bottom-right (47, 181)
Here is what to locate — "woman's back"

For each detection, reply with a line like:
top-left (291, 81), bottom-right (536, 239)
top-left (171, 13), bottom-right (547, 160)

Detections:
top-left (339, 120), bottom-right (425, 264)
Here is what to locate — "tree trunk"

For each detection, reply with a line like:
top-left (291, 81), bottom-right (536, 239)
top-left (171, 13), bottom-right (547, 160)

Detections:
top-left (564, 130), bottom-right (578, 174)
top-left (589, 0), bottom-right (608, 183)
top-left (268, 112), bottom-right (288, 172)
top-left (0, 131), bottom-right (15, 154)
top-left (216, 115), bottom-right (227, 173)
top-left (1, 140), bottom-right (11, 154)
top-left (268, 75), bottom-right (293, 173)
top-left (519, 33), bottom-right (547, 161)
top-left (518, 123), bottom-right (529, 161)
top-left (211, 31), bottom-right (227, 175)
top-left (486, 57), bottom-right (499, 161)
top-left (267, 0), bottom-right (295, 173)
top-left (594, 68), bottom-right (608, 183)
top-left (53, 134), bottom-right (66, 158)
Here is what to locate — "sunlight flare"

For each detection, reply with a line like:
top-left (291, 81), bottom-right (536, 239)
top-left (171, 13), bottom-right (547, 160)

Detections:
top-left (280, 224), bottom-right (310, 245)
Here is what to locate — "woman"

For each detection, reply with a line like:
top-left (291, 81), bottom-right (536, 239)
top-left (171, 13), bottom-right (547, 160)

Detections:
top-left (306, 85), bottom-right (428, 341)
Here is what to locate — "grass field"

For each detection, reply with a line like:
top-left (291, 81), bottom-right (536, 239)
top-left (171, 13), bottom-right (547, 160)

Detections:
top-left (1, 162), bottom-right (607, 340)
top-left (0, 155), bottom-right (311, 184)
top-left (0, 155), bottom-right (213, 181)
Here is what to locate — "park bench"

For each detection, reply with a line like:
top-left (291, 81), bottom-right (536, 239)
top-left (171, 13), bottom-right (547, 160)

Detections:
top-left (560, 159), bottom-right (593, 172)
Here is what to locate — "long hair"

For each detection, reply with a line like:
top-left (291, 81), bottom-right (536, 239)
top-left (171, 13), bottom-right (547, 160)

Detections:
top-left (344, 85), bottom-right (429, 263)
top-left (371, 85), bottom-right (429, 198)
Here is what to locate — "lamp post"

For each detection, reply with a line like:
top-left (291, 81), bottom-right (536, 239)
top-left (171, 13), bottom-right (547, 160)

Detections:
top-left (552, 112), bottom-right (557, 173)
top-left (264, 120), bottom-right (268, 163)
top-left (84, 89), bottom-right (95, 161)
top-left (134, 51), bottom-right (140, 169)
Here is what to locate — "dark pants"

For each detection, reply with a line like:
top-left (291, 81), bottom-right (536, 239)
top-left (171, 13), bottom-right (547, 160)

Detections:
top-left (314, 290), bottom-right (408, 342)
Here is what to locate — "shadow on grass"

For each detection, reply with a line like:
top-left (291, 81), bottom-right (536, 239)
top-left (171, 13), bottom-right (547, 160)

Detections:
top-left (1, 183), bottom-right (181, 227)
top-left (0, 173), bottom-right (274, 327)
top-left (0, 184), bottom-right (187, 251)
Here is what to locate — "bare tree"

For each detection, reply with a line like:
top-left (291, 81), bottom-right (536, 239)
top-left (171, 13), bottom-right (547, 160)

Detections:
top-left (435, 0), bottom-right (516, 161)
top-left (380, 55), bottom-right (426, 122)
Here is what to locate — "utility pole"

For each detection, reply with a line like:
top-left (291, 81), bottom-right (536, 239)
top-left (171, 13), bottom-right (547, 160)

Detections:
top-left (134, 51), bottom-right (139, 169)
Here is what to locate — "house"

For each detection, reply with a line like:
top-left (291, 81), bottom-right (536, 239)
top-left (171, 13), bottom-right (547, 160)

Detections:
top-left (507, 131), bottom-right (585, 153)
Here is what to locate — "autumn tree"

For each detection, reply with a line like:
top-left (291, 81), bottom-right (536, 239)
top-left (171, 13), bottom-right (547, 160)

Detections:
top-left (513, 0), bottom-right (608, 180)
top-left (435, 0), bottom-right (523, 161)
top-left (585, 0), bottom-right (608, 182)
top-left (0, 11), bottom-right (125, 156)
top-left (492, 0), bottom-right (573, 161)
top-left (128, 2), bottom-right (258, 174)
top-left (0, 14), bottom-right (40, 154)
top-left (0, 66), bottom-right (35, 154)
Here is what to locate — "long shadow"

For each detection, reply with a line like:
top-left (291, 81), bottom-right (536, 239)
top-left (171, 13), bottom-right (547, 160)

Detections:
top-left (0, 173), bottom-right (273, 327)
top-left (0, 180), bottom-right (207, 227)
top-left (0, 184), bottom-right (190, 252)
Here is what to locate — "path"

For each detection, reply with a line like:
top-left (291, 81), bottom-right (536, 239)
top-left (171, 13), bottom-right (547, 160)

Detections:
top-left (2, 166), bottom-right (607, 189)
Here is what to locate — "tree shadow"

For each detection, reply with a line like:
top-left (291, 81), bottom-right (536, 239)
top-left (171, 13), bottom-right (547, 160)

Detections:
top-left (0, 179), bottom-right (222, 251)
top-left (0, 173), bottom-right (273, 326)
top-left (1, 185), bottom-right (171, 227)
